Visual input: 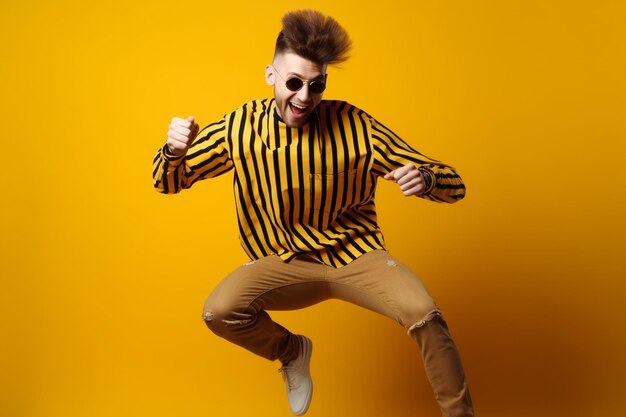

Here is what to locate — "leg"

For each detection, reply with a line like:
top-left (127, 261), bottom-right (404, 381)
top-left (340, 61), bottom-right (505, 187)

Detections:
top-left (203, 255), bottom-right (329, 364)
top-left (410, 314), bottom-right (473, 417)
top-left (329, 250), bottom-right (474, 417)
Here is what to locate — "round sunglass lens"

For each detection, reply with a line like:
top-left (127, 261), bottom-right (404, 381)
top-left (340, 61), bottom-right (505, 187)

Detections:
top-left (309, 81), bottom-right (326, 94)
top-left (285, 78), bottom-right (304, 91)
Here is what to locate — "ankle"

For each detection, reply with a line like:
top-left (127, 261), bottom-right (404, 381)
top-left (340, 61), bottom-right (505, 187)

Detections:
top-left (279, 334), bottom-right (301, 365)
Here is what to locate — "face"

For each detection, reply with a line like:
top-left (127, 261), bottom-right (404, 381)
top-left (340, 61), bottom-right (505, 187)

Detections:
top-left (265, 52), bottom-right (327, 128)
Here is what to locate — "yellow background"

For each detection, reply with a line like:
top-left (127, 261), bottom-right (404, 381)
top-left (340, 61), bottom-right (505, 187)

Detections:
top-left (2, 1), bottom-right (625, 416)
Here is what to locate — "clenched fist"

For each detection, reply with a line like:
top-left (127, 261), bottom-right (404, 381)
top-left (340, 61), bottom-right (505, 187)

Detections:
top-left (166, 116), bottom-right (200, 157)
top-left (383, 164), bottom-right (426, 196)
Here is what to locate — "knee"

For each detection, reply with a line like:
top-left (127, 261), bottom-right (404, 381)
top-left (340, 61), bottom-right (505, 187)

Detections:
top-left (202, 294), bottom-right (253, 334)
top-left (202, 295), bottom-right (228, 329)
top-left (407, 308), bottom-right (444, 333)
top-left (400, 298), bottom-right (441, 332)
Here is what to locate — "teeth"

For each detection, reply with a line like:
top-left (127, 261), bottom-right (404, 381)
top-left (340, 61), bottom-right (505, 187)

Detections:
top-left (291, 103), bottom-right (306, 110)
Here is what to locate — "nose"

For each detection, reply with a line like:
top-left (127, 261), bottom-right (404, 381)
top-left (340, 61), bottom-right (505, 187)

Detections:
top-left (296, 84), bottom-right (311, 102)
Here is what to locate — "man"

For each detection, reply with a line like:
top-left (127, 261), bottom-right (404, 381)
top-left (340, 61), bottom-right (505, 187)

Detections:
top-left (153, 9), bottom-right (473, 417)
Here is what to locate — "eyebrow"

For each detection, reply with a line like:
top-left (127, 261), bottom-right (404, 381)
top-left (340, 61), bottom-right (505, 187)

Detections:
top-left (286, 72), bottom-right (325, 81)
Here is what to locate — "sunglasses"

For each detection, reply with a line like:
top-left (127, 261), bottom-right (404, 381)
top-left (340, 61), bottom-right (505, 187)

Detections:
top-left (273, 67), bottom-right (327, 94)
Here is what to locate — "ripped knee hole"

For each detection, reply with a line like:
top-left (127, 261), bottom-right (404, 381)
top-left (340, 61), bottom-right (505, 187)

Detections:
top-left (203, 311), bottom-right (214, 322)
top-left (202, 310), bottom-right (253, 326)
top-left (407, 309), bottom-right (443, 333)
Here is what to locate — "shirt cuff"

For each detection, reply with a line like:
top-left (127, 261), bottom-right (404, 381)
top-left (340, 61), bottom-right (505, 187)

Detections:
top-left (418, 167), bottom-right (436, 195)
top-left (162, 145), bottom-right (185, 163)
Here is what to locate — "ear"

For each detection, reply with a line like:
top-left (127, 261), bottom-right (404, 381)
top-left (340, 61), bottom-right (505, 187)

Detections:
top-left (265, 65), bottom-right (275, 86)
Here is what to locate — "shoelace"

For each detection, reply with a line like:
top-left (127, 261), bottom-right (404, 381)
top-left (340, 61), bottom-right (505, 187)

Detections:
top-left (278, 366), bottom-right (301, 391)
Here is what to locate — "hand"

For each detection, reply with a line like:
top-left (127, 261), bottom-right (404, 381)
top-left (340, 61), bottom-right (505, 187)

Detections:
top-left (166, 116), bottom-right (200, 157)
top-left (383, 164), bottom-right (426, 196)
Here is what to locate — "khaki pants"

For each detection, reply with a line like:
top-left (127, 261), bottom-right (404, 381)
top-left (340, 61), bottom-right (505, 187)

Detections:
top-left (203, 250), bottom-right (473, 417)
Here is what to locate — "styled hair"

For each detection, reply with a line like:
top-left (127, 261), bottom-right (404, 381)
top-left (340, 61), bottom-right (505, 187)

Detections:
top-left (275, 10), bottom-right (351, 65)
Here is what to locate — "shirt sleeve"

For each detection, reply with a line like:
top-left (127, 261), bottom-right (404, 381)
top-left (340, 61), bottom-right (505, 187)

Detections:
top-left (152, 117), bottom-right (233, 194)
top-left (368, 115), bottom-right (466, 204)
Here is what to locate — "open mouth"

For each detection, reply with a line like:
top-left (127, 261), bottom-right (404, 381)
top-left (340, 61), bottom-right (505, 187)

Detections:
top-left (289, 102), bottom-right (309, 116)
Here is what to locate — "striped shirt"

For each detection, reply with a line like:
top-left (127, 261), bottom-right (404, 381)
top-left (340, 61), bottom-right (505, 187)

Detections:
top-left (152, 99), bottom-right (465, 267)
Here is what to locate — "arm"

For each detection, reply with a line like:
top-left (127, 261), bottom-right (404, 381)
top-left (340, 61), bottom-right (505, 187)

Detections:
top-left (152, 115), bottom-right (233, 194)
top-left (369, 116), bottom-right (465, 204)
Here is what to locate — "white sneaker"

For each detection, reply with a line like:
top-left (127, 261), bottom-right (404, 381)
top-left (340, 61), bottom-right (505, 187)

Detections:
top-left (278, 335), bottom-right (313, 416)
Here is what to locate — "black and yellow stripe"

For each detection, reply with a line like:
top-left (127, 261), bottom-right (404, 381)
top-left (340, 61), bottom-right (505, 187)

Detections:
top-left (153, 99), bottom-right (465, 267)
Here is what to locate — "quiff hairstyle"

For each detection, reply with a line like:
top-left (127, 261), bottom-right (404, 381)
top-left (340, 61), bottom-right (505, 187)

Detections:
top-left (274, 10), bottom-right (351, 65)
